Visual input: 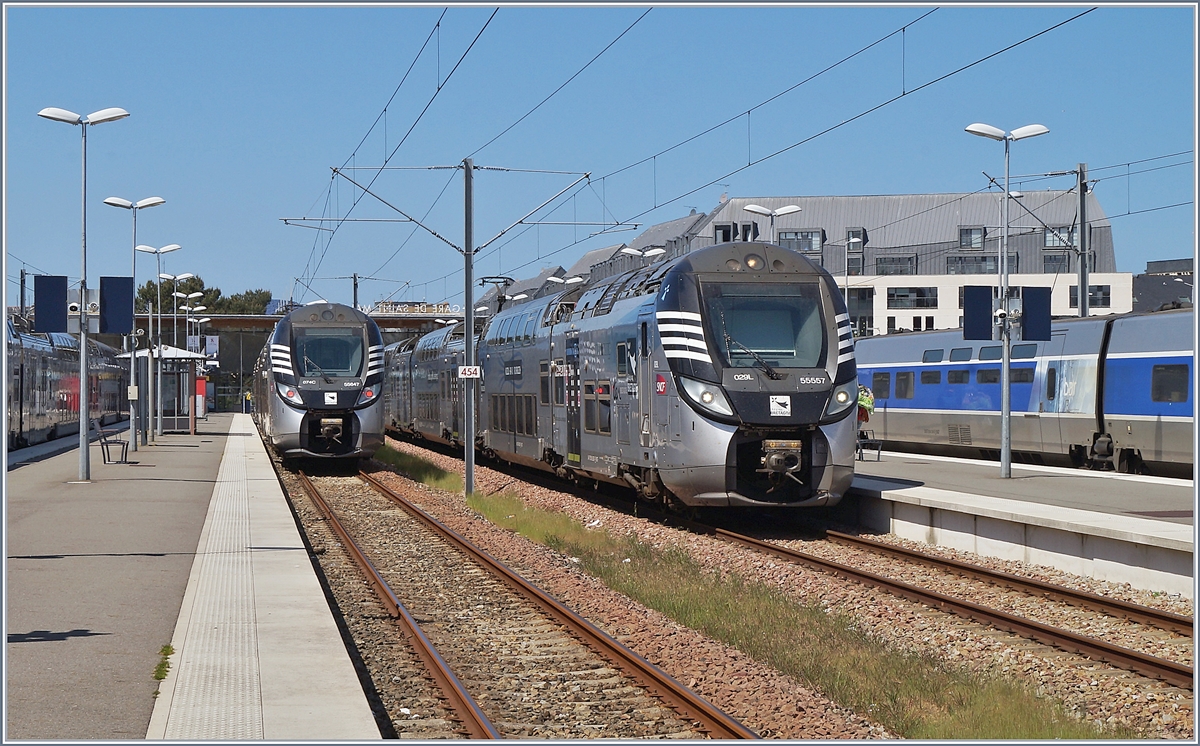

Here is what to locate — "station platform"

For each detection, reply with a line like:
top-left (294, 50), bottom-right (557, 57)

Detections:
top-left (5, 412), bottom-right (380, 740)
top-left (847, 451), bottom-right (1195, 598)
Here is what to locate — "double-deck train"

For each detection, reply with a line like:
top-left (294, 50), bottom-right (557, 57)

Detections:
top-left (6, 317), bottom-right (129, 449)
top-left (853, 307), bottom-right (1193, 476)
top-left (381, 241), bottom-right (859, 508)
top-left (252, 301), bottom-right (386, 460)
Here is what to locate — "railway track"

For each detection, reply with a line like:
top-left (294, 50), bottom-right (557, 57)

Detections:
top-left (386, 435), bottom-right (1193, 692)
top-left (677, 520), bottom-right (1194, 691)
top-left (294, 468), bottom-right (758, 739)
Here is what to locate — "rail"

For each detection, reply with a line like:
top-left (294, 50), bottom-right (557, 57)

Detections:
top-left (296, 472), bottom-right (500, 739)
top-left (357, 469), bottom-right (760, 739)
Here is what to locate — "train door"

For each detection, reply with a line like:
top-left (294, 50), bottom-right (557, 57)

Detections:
top-left (1036, 332), bottom-right (1067, 455)
top-left (565, 332), bottom-right (581, 468)
top-left (636, 311), bottom-right (653, 448)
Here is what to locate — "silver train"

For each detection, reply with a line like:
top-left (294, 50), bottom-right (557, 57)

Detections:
top-left (853, 307), bottom-right (1193, 476)
top-left (383, 241), bottom-right (859, 508)
top-left (6, 316), bottom-right (129, 449)
top-left (252, 301), bottom-right (386, 460)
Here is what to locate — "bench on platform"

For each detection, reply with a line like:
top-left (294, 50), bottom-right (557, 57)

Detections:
top-left (93, 420), bottom-right (129, 464)
top-left (856, 429), bottom-right (882, 461)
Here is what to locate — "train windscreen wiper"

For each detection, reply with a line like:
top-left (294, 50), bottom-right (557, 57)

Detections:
top-left (717, 307), bottom-right (783, 380)
top-left (304, 354), bottom-right (333, 384)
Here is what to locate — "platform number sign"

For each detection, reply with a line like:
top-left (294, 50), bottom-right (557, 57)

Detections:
top-left (458, 365), bottom-right (482, 379)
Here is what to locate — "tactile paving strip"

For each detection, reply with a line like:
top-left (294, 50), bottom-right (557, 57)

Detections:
top-left (162, 428), bottom-right (264, 739)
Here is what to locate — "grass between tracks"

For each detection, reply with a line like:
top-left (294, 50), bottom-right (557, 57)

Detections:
top-left (374, 446), bottom-right (1124, 739)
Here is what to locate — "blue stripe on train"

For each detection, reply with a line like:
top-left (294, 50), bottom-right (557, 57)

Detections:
top-left (1103, 355), bottom-right (1193, 418)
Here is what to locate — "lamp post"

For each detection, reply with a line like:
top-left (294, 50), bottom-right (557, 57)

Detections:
top-left (104, 196), bottom-right (164, 452)
top-left (161, 274), bottom-right (195, 347)
top-left (159, 271), bottom-right (192, 435)
top-left (196, 317), bottom-right (211, 360)
top-left (742, 203), bottom-right (801, 244)
top-left (38, 105), bottom-right (130, 481)
top-left (136, 244), bottom-right (181, 440)
top-left (966, 121), bottom-right (1050, 479)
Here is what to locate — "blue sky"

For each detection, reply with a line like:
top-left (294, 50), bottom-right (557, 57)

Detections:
top-left (4, 4), bottom-right (1195, 311)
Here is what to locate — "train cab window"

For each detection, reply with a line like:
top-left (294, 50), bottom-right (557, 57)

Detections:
top-left (1011, 368), bottom-right (1035, 383)
top-left (616, 342), bottom-right (628, 375)
top-left (539, 361), bottom-right (551, 405)
top-left (978, 346), bottom-right (1002, 361)
top-left (895, 372), bottom-right (914, 399)
top-left (920, 370), bottom-right (941, 385)
top-left (948, 370), bottom-right (969, 384)
top-left (583, 381), bottom-right (597, 432)
top-left (872, 372), bottom-right (890, 399)
top-left (554, 359), bottom-right (566, 405)
top-left (1011, 344), bottom-right (1037, 359)
top-left (922, 349), bottom-right (944, 363)
top-left (1152, 364), bottom-right (1190, 403)
top-left (1046, 367), bottom-right (1057, 400)
top-left (976, 368), bottom-right (1000, 384)
top-left (949, 347), bottom-right (973, 362)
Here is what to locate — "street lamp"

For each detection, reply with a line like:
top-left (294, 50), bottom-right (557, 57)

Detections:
top-left (196, 317), bottom-right (212, 360)
top-left (136, 245), bottom-right (181, 440)
top-left (619, 247), bottom-right (666, 260)
top-left (38, 105), bottom-right (130, 481)
top-left (162, 275), bottom-right (195, 347)
top-left (104, 195), bottom-right (164, 451)
top-left (966, 121), bottom-right (1049, 479)
top-left (544, 275), bottom-right (584, 285)
top-left (742, 203), bottom-right (801, 244)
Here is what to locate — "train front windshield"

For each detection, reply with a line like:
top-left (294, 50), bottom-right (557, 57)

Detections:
top-left (701, 282), bottom-right (825, 369)
top-left (292, 327), bottom-right (364, 377)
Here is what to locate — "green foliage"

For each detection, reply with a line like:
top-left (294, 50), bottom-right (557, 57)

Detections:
top-left (372, 445), bottom-right (463, 493)
top-left (134, 276), bottom-right (270, 314)
top-left (153, 644), bottom-right (174, 681)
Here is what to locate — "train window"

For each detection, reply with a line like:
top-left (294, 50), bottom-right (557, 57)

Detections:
top-left (1046, 367), bottom-right (1057, 400)
top-left (515, 395), bottom-right (525, 435)
top-left (508, 395), bottom-right (518, 433)
top-left (1011, 368), bottom-right (1035, 383)
top-left (522, 314), bottom-right (535, 344)
top-left (554, 359), bottom-right (566, 405)
top-left (921, 370), bottom-right (941, 385)
top-left (872, 372), bottom-right (890, 399)
top-left (539, 361), bottom-right (550, 405)
top-left (641, 323), bottom-right (648, 357)
top-left (1152, 365), bottom-right (1190, 403)
top-left (948, 370), bottom-right (969, 384)
top-left (598, 382), bottom-right (611, 435)
top-left (922, 349), bottom-right (944, 363)
top-left (526, 396), bottom-right (537, 436)
top-left (490, 395), bottom-right (499, 430)
top-left (895, 372), bottom-right (914, 399)
top-left (976, 368), bottom-right (1000, 384)
top-left (616, 342), bottom-right (628, 375)
top-left (1011, 344), bottom-right (1037, 359)
top-left (583, 381), bottom-right (597, 432)
top-left (978, 346), bottom-right (1002, 361)
top-left (949, 347), bottom-right (973, 362)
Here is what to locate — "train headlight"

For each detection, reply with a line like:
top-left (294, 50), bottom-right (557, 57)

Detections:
top-left (275, 381), bottom-right (305, 408)
top-left (678, 375), bottom-right (734, 417)
top-left (356, 383), bottom-right (381, 407)
top-left (824, 379), bottom-right (857, 418)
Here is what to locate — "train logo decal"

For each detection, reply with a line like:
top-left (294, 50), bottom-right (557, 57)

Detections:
top-left (324, 392), bottom-right (338, 404)
top-left (655, 310), bottom-right (712, 364)
top-left (770, 395), bottom-right (792, 416)
top-left (655, 374), bottom-right (667, 395)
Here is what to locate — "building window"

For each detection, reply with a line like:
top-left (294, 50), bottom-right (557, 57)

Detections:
top-left (741, 223), bottom-right (759, 241)
top-left (1069, 285), bottom-right (1111, 308)
top-left (877, 255), bottom-right (917, 275)
top-left (846, 228), bottom-right (867, 249)
top-left (715, 224), bottom-right (735, 243)
top-left (926, 316), bottom-right (934, 330)
top-left (1044, 253), bottom-right (1070, 273)
top-left (847, 255), bottom-right (864, 276)
top-left (1044, 226), bottom-right (1077, 247)
top-left (959, 227), bottom-right (985, 249)
top-left (947, 255), bottom-right (998, 275)
top-left (912, 316), bottom-right (923, 331)
top-left (886, 316), bottom-right (896, 333)
top-left (779, 230), bottom-right (823, 253)
top-left (887, 287), bottom-right (938, 309)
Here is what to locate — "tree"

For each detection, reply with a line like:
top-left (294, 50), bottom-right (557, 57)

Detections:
top-left (135, 275), bottom-right (269, 315)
